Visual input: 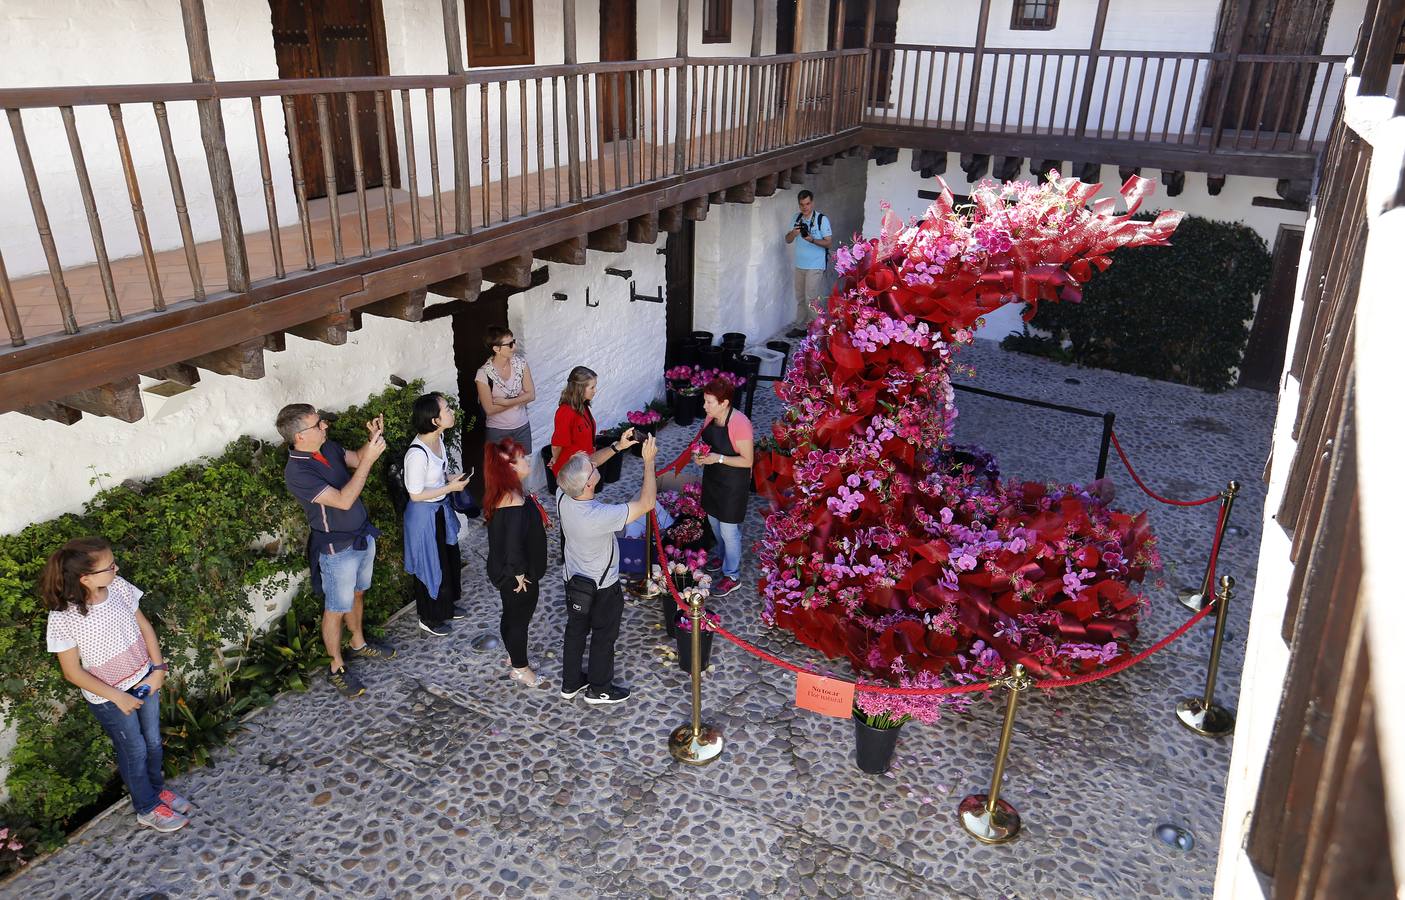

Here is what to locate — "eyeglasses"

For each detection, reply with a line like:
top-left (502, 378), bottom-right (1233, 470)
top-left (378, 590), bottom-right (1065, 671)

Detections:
top-left (496, 339), bottom-right (516, 349)
top-left (295, 417), bottom-right (328, 436)
top-left (88, 562), bottom-right (118, 575)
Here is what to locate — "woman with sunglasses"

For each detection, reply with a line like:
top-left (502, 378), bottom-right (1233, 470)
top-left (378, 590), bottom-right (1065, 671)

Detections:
top-left (476, 326), bottom-right (536, 453)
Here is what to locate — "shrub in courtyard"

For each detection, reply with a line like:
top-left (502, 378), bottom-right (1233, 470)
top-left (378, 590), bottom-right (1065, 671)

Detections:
top-left (1026, 213), bottom-right (1271, 392)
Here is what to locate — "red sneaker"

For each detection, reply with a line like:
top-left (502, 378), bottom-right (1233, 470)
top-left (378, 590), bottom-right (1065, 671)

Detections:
top-left (713, 577), bottom-right (740, 596)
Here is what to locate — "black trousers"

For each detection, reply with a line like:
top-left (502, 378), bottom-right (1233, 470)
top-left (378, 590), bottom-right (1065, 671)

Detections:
top-left (560, 581), bottom-right (625, 692)
top-left (413, 510), bottom-right (461, 626)
top-left (498, 580), bottom-right (540, 668)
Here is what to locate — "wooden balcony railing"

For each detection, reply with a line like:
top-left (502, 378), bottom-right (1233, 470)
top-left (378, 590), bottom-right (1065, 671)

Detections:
top-left (863, 43), bottom-right (1350, 174)
top-left (0, 49), bottom-right (866, 353)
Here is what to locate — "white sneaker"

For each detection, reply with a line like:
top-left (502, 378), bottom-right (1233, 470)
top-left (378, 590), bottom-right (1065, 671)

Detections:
top-left (136, 803), bottom-right (189, 833)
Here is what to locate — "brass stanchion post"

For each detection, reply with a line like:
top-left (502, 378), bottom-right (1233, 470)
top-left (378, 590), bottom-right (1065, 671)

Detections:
top-left (668, 590), bottom-right (724, 765)
top-left (1179, 480), bottom-right (1239, 612)
top-left (1175, 575), bottom-right (1236, 737)
top-left (958, 663), bottom-right (1032, 844)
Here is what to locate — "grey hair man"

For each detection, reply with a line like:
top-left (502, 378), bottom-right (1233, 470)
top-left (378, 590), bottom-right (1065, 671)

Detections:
top-left (555, 436), bottom-right (659, 705)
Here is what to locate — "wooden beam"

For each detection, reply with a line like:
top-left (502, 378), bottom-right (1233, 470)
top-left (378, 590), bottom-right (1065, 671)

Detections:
top-left (587, 222), bottom-right (629, 252)
top-left (263, 333), bottom-right (286, 353)
top-left (756, 173), bottom-right (779, 197)
top-left (724, 181), bottom-right (756, 204)
top-left (187, 339), bottom-right (266, 378)
top-left (776, 167), bottom-right (792, 189)
top-left (428, 269), bottom-right (483, 301)
top-left (179, 0), bottom-right (248, 291)
top-left (19, 401), bottom-right (82, 425)
top-left (1163, 170), bottom-right (1186, 196)
top-left (707, 189), bottom-right (726, 205)
top-left (961, 153), bottom-right (990, 180)
top-left (483, 253), bottom-right (534, 288)
top-left (627, 212), bottom-right (660, 244)
top-left (143, 362), bottom-right (200, 386)
top-left (286, 312), bottom-right (350, 346)
top-left (59, 376), bottom-right (143, 422)
top-left (1036, 158), bottom-right (1063, 177)
top-left (789, 164), bottom-right (805, 183)
top-left (1073, 0), bottom-right (1111, 139)
top-left (804, 159), bottom-right (821, 174)
top-left (913, 150), bottom-right (947, 177)
top-left (674, 0), bottom-right (689, 173)
top-left (562, 0), bottom-right (582, 202)
top-left (821, 154), bottom-right (836, 166)
top-left (658, 204), bottom-right (684, 233)
top-left (993, 156), bottom-right (1022, 181)
top-left (422, 267), bottom-right (550, 321)
top-left (963, 0), bottom-right (994, 134)
top-left (442, 0), bottom-right (472, 232)
top-left (533, 235), bottom-right (587, 265)
top-left (682, 197), bottom-right (709, 221)
top-left (1206, 174), bottom-right (1227, 196)
top-left (1117, 165), bottom-right (1141, 183)
top-left (360, 288), bottom-right (427, 322)
top-left (869, 147), bottom-right (898, 166)
top-left (1074, 160), bottom-right (1100, 182)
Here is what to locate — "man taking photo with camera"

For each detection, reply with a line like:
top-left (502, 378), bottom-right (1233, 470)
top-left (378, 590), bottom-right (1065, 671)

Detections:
top-left (784, 189), bottom-right (833, 339)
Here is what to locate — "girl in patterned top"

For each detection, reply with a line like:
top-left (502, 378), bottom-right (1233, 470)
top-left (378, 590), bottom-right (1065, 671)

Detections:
top-left (42, 537), bottom-right (192, 833)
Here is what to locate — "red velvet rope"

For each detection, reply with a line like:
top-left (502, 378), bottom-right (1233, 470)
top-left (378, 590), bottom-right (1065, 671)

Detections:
top-left (645, 509), bottom-right (1223, 697)
top-left (1110, 430), bottom-right (1221, 507)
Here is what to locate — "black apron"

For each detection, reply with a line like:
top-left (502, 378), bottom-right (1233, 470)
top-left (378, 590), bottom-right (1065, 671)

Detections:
top-left (701, 409), bottom-right (751, 524)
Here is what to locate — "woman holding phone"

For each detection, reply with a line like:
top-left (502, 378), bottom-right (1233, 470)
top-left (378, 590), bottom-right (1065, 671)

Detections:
top-left (403, 392), bottom-right (472, 637)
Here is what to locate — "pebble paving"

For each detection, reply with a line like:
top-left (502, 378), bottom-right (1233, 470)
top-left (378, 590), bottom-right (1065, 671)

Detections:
top-left (3, 337), bottom-right (1275, 900)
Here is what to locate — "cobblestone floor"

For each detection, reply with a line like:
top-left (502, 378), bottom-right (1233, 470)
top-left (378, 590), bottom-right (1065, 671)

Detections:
top-left (4, 338), bottom-right (1276, 900)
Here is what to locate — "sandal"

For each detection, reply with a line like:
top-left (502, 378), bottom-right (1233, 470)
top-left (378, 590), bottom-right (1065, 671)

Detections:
top-left (509, 667), bottom-right (542, 688)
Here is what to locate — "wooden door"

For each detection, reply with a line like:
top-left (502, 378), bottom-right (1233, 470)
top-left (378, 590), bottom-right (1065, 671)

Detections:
top-left (599, 0), bottom-right (637, 143)
top-left (452, 293), bottom-right (510, 503)
top-left (829, 0), bottom-right (900, 49)
top-left (270, 0), bottom-right (397, 199)
top-left (1239, 226), bottom-right (1303, 391)
top-left (1203, 0), bottom-right (1335, 135)
top-left (664, 219), bottom-right (696, 345)
top-left (776, 0), bottom-right (797, 54)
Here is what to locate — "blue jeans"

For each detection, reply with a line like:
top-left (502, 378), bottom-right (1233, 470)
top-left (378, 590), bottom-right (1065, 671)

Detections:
top-left (88, 685), bottom-right (164, 815)
top-left (708, 515), bottom-right (742, 581)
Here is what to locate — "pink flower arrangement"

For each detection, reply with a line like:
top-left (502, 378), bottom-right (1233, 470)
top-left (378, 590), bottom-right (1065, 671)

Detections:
top-left (692, 368), bottom-right (747, 390)
top-left (627, 409), bottom-right (662, 426)
top-left (677, 609), bottom-right (722, 632)
top-left (759, 172), bottom-right (1182, 689)
top-left (665, 365), bottom-right (696, 382)
top-left (689, 440), bottom-right (713, 459)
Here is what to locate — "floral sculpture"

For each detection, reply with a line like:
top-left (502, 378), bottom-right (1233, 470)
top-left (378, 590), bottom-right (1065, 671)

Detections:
top-left (758, 174), bottom-right (1182, 690)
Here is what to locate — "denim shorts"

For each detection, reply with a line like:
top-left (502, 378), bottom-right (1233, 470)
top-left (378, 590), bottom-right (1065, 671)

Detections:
top-left (319, 536), bottom-right (375, 613)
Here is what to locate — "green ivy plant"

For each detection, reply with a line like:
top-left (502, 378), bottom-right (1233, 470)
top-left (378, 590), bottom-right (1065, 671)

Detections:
top-left (1017, 213), bottom-right (1272, 392)
top-left (0, 379), bottom-right (461, 856)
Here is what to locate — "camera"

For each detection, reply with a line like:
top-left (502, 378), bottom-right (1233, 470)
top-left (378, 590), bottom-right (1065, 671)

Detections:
top-left (797, 220), bottom-right (810, 238)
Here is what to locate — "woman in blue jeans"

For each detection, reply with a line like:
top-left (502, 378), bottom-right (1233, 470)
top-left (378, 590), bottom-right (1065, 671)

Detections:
top-left (693, 379), bottom-right (754, 597)
top-left (42, 537), bottom-right (191, 833)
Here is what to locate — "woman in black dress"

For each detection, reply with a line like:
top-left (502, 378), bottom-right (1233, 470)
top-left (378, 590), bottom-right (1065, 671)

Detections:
top-left (484, 438), bottom-right (549, 687)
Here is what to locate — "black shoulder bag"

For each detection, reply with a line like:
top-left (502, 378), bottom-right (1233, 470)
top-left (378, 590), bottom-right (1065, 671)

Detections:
top-left (559, 495), bottom-right (614, 619)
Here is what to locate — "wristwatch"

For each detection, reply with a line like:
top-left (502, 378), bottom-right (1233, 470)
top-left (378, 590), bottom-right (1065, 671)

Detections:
top-left (150, 662), bottom-right (169, 671)
top-left (610, 441), bottom-right (621, 454)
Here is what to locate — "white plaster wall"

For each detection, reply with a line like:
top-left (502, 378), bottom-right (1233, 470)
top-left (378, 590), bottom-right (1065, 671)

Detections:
top-left (0, 315), bottom-right (456, 535)
top-left (862, 150), bottom-right (1306, 342)
top-left (693, 153), bottom-right (869, 340)
top-left (506, 240), bottom-right (669, 449)
top-left (0, 0), bottom-right (295, 279)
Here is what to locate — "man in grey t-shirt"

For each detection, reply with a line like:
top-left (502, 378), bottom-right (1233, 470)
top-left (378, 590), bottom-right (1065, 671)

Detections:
top-left (555, 436), bottom-right (658, 705)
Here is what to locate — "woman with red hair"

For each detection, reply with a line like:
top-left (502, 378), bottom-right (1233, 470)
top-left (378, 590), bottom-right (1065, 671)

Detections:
top-left (693, 378), bottom-right (754, 596)
top-left (484, 438), bottom-right (549, 687)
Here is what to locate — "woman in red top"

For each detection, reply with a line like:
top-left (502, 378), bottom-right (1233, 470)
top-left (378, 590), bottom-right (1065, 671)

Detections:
top-left (549, 366), bottom-right (636, 477)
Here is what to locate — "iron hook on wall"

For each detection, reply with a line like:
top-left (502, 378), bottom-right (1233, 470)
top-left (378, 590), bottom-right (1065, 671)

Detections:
top-left (629, 281), bottom-right (664, 304)
top-left (584, 286), bottom-right (599, 308)
top-left (604, 267), bottom-right (633, 280)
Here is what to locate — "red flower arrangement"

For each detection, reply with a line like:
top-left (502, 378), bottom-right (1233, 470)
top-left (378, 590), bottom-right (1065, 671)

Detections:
top-left (758, 172), bottom-right (1181, 687)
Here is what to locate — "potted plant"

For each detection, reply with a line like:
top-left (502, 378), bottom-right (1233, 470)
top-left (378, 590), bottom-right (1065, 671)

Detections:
top-left (626, 408), bottom-right (663, 456)
top-left (851, 702), bottom-right (907, 775)
top-left (667, 364), bottom-right (699, 426)
top-left (674, 601), bottom-right (719, 673)
top-left (850, 675), bottom-right (959, 774)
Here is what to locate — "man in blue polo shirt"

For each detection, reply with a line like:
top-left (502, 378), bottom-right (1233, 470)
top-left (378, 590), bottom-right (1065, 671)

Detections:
top-left (277, 403), bottom-right (397, 698)
top-left (784, 189), bottom-right (833, 338)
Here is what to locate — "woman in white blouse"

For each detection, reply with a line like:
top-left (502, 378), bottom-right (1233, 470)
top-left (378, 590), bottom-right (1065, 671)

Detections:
top-left (476, 326), bottom-right (536, 452)
top-left (403, 392), bottom-right (471, 637)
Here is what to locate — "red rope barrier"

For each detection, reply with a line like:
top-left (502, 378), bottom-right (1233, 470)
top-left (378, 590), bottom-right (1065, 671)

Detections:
top-left (645, 511), bottom-right (1215, 697)
top-left (1109, 430), bottom-right (1221, 506)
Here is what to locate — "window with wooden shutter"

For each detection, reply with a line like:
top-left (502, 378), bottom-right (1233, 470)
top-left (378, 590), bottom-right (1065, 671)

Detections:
top-left (465, 0), bottom-right (535, 66)
top-left (703, 0), bottom-right (732, 44)
top-left (1010, 0), bottom-right (1058, 30)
